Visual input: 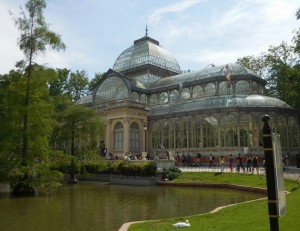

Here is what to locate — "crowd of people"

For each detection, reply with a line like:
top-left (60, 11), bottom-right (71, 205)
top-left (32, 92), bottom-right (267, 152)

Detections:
top-left (175, 153), bottom-right (266, 174)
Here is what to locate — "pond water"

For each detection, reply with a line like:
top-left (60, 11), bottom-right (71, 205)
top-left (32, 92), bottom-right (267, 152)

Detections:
top-left (0, 182), bottom-right (263, 231)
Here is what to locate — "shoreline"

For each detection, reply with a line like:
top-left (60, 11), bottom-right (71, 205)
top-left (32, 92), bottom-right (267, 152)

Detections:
top-left (118, 181), bottom-right (268, 231)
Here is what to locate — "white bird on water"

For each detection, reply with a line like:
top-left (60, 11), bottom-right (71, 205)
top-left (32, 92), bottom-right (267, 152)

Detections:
top-left (172, 220), bottom-right (190, 228)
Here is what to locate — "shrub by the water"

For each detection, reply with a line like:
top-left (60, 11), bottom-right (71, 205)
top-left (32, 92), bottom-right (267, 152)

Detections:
top-left (49, 152), bottom-right (157, 177)
top-left (162, 167), bottom-right (182, 180)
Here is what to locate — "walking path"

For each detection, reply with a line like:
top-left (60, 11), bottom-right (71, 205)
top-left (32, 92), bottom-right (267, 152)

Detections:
top-left (179, 166), bottom-right (300, 181)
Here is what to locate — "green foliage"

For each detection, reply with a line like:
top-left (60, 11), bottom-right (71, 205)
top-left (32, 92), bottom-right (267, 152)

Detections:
top-left (0, 66), bottom-right (56, 160)
top-left (48, 151), bottom-right (72, 173)
top-left (162, 167), bottom-right (182, 180)
top-left (89, 72), bottom-right (105, 92)
top-left (65, 70), bottom-right (89, 101)
top-left (48, 154), bottom-right (157, 177)
top-left (9, 163), bottom-right (63, 191)
top-left (52, 104), bottom-right (105, 155)
top-left (237, 41), bottom-right (300, 111)
top-left (14, 0), bottom-right (65, 57)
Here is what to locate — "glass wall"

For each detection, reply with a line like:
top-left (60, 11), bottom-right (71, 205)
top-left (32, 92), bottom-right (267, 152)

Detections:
top-left (95, 76), bottom-right (129, 102)
top-left (193, 85), bottom-right (203, 98)
top-left (289, 117), bottom-right (299, 147)
top-left (159, 92), bottom-right (168, 104)
top-left (204, 83), bottom-right (216, 96)
top-left (236, 80), bottom-right (250, 94)
top-left (150, 113), bottom-right (297, 152)
top-left (181, 88), bottom-right (190, 100)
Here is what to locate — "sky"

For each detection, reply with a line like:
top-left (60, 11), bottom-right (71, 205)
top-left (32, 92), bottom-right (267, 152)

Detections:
top-left (1, 0), bottom-right (299, 79)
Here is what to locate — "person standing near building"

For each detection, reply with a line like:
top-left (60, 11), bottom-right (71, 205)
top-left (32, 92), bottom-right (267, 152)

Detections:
top-left (219, 156), bottom-right (226, 172)
top-left (251, 155), bottom-right (259, 174)
top-left (237, 154), bottom-right (245, 173)
top-left (246, 154), bottom-right (253, 172)
top-left (228, 154), bottom-right (234, 172)
top-left (209, 154), bottom-right (216, 167)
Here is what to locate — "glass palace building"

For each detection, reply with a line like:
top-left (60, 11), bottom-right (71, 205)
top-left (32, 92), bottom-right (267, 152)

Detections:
top-left (77, 34), bottom-right (300, 163)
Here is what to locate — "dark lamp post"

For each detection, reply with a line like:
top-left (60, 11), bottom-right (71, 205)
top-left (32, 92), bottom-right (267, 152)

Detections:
top-left (262, 115), bottom-right (279, 231)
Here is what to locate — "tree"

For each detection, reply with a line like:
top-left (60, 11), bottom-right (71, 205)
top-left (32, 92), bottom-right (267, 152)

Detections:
top-left (0, 67), bottom-right (64, 192)
top-left (237, 42), bottom-right (300, 112)
top-left (49, 68), bottom-right (70, 97)
top-left (11, 0), bottom-right (65, 194)
top-left (237, 55), bottom-right (268, 78)
top-left (55, 105), bottom-right (105, 183)
top-left (65, 70), bottom-right (89, 101)
top-left (294, 7), bottom-right (300, 55)
top-left (89, 72), bottom-right (105, 92)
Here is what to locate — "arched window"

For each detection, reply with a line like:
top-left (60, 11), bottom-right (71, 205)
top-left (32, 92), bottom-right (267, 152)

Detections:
top-left (159, 92), bottom-right (168, 104)
top-left (114, 122), bottom-right (124, 149)
top-left (236, 80), bottom-right (250, 94)
top-left (140, 94), bottom-right (147, 104)
top-left (203, 116), bottom-right (218, 148)
top-left (170, 90), bottom-right (179, 103)
top-left (129, 123), bottom-right (139, 150)
top-left (251, 82), bottom-right (258, 93)
top-left (277, 116), bottom-right (287, 147)
top-left (219, 81), bottom-right (228, 95)
top-left (193, 85), bottom-right (203, 98)
top-left (181, 88), bottom-right (190, 100)
top-left (150, 94), bottom-right (158, 105)
top-left (152, 122), bottom-right (160, 149)
top-left (240, 129), bottom-right (248, 147)
top-left (204, 83), bottom-right (216, 96)
top-left (95, 76), bottom-right (129, 102)
top-left (221, 115), bottom-right (237, 147)
top-left (131, 92), bottom-right (139, 102)
top-left (239, 114), bottom-right (251, 147)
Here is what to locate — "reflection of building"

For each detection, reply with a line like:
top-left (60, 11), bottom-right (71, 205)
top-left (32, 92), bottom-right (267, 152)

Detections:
top-left (77, 33), bottom-right (300, 162)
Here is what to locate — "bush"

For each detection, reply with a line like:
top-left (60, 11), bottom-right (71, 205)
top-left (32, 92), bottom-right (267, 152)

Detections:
top-left (162, 167), bottom-right (182, 180)
top-left (49, 153), bottom-right (158, 177)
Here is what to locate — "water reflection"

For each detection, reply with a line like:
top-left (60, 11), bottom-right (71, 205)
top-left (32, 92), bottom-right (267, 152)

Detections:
top-left (0, 182), bottom-right (263, 231)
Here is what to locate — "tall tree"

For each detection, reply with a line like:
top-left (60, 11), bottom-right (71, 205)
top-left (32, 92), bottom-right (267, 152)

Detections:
top-left (294, 7), bottom-right (300, 54)
top-left (14, 0), bottom-right (65, 165)
top-left (11, 0), bottom-right (65, 194)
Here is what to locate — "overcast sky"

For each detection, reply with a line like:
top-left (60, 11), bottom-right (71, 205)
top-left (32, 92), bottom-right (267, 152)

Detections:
top-left (1, 0), bottom-right (299, 78)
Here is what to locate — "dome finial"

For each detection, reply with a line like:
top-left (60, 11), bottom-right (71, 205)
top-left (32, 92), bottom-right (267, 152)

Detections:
top-left (145, 18), bottom-right (148, 36)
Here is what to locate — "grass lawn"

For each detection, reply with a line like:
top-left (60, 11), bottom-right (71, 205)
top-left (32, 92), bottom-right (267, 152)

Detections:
top-left (128, 172), bottom-right (300, 231)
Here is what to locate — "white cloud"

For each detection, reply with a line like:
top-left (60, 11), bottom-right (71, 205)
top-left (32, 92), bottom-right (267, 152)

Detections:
top-left (149, 0), bottom-right (203, 22)
top-left (1, 0), bottom-right (299, 76)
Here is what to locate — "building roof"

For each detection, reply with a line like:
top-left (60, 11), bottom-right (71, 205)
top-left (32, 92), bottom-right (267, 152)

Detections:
top-left (113, 36), bottom-right (181, 74)
top-left (150, 63), bottom-right (261, 89)
top-left (149, 94), bottom-right (292, 118)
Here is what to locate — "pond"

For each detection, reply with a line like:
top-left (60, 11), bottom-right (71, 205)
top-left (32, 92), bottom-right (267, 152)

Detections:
top-left (0, 182), bottom-right (263, 231)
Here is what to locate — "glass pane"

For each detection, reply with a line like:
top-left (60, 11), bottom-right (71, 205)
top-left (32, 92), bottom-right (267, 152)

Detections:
top-left (95, 76), bottom-right (129, 102)
top-left (181, 88), bottom-right (190, 100)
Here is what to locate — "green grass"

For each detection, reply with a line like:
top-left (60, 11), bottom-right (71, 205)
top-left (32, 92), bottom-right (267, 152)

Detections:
top-left (128, 172), bottom-right (300, 231)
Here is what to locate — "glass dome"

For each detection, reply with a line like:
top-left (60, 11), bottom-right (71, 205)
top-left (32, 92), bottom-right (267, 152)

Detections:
top-left (113, 36), bottom-right (181, 74)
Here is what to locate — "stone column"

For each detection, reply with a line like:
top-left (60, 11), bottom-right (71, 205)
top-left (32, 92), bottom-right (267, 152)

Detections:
top-left (123, 118), bottom-right (130, 155)
top-left (105, 119), bottom-right (112, 158)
